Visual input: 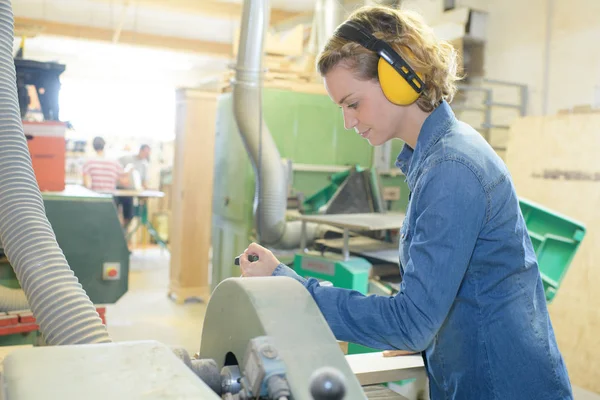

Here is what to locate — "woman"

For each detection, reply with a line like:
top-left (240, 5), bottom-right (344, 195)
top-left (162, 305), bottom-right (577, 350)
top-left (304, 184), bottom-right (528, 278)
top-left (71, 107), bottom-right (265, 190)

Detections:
top-left (239, 5), bottom-right (572, 400)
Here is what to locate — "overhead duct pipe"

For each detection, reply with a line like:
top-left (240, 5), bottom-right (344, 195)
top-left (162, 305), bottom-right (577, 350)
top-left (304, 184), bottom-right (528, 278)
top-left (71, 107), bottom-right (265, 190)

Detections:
top-left (232, 0), bottom-right (326, 249)
top-left (306, 0), bottom-right (345, 63)
top-left (0, 1), bottom-right (110, 344)
top-left (319, 0), bottom-right (345, 50)
top-left (364, 0), bottom-right (403, 6)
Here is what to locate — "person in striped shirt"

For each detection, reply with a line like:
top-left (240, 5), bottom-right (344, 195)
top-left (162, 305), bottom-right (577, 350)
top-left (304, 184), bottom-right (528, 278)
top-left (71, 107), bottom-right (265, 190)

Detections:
top-left (82, 137), bottom-right (129, 194)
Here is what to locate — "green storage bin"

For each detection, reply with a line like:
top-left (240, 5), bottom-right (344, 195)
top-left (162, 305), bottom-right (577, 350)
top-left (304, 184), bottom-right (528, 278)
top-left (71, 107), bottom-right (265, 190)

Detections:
top-left (519, 198), bottom-right (586, 302)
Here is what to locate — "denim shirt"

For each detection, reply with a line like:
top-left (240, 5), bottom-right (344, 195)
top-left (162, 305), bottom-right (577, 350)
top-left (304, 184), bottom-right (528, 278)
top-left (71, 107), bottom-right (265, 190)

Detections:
top-left (273, 101), bottom-right (572, 400)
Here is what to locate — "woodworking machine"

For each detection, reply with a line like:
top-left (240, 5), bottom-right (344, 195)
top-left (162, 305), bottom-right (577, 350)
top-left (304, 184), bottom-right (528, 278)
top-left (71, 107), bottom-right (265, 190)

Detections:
top-left (0, 277), bottom-right (424, 399)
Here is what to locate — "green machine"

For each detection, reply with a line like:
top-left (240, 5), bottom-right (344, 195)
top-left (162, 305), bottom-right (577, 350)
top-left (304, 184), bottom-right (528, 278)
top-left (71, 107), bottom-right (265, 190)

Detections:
top-left (0, 185), bottom-right (130, 345)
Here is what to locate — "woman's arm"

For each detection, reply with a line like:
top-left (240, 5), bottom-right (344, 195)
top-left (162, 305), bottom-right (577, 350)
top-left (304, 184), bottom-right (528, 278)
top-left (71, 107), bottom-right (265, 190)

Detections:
top-left (274, 160), bottom-right (487, 351)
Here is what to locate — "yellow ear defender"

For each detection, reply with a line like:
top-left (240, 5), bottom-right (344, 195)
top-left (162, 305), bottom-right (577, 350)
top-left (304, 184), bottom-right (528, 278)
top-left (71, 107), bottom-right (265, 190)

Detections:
top-left (335, 21), bottom-right (425, 106)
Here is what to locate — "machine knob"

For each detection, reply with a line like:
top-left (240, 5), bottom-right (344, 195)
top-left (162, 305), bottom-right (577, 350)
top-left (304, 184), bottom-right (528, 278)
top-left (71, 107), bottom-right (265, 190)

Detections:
top-left (309, 367), bottom-right (347, 400)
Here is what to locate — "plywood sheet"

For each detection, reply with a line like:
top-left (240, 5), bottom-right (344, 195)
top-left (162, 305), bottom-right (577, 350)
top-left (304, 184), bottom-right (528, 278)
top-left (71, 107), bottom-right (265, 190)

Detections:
top-left (505, 112), bottom-right (600, 393)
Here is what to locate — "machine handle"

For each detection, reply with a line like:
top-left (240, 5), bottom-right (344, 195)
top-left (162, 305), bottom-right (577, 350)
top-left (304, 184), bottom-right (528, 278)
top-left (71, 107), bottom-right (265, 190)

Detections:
top-left (234, 254), bottom-right (259, 265)
top-left (309, 366), bottom-right (347, 400)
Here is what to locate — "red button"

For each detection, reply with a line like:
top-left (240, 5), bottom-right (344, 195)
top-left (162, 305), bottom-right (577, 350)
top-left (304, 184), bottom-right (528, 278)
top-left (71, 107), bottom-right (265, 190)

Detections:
top-left (108, 269), bottom-right (117, 277)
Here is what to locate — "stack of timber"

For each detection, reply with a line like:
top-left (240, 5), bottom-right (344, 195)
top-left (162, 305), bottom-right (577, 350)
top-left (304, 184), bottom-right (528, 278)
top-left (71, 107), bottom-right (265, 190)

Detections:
top-left (219, 24), bottom-right (328, 95)
top-left (218, 54), bottom-right (327, 95)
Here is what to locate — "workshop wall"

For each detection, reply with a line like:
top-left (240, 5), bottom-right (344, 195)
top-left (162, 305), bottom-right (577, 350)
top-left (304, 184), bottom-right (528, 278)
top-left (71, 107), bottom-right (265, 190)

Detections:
top-left (505, 111), bottom-right (600, 394)
top-left (403, 0), bottom-right (599, 153)
top-left (484, 0), bottom-right (600, 116)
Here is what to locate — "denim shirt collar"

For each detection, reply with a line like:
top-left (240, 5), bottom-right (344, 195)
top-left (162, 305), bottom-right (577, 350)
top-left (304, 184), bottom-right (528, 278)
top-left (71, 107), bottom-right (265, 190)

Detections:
top-left (395, 100), bottom-right (456, 190)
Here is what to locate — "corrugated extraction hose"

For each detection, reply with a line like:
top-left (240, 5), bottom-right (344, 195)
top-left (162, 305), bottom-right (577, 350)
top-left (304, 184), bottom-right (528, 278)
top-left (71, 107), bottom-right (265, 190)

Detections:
top-left (0, 2), bottom-right (110, 345)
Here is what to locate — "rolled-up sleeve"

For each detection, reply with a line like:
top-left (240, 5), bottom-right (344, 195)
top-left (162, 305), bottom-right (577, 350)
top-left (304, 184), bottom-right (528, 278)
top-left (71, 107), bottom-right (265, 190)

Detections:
top-left (295, 160), bottom-right (487, 351)
top-left (272, 263), bottom-right (307, 283)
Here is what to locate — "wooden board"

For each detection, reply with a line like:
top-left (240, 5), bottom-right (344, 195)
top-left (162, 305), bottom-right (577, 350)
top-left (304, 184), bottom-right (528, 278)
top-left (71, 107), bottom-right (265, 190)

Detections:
top-left (217, 52), bottom-right (326, 95)
top-left (363, 385), bottom-right (410, 400)
top-left (295, 212), bottom-right (405, 231)
top-left (345, 351), bottom-right (425, 386)
top-left (232, 24), bottom-right (305, 57)
top-left (504, 113), bottom-right (600, 393)
top-left (168, 90), bottom-right (218, 303)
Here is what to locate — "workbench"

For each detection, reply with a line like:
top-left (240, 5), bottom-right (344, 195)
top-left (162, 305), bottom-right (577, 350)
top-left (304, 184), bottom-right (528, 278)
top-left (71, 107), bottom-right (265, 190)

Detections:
top-left (113, 189), bottom-right (167, 250)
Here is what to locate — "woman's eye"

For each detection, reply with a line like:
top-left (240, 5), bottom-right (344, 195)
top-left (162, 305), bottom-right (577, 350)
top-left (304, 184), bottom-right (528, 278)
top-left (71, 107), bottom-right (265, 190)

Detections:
top-left (348, 102), bottom-right (358, 109)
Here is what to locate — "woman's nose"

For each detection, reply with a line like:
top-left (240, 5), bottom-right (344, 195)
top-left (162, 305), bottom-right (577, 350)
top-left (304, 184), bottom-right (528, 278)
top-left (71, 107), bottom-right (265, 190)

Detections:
top-left (343, 110), bottom-right (358, 130)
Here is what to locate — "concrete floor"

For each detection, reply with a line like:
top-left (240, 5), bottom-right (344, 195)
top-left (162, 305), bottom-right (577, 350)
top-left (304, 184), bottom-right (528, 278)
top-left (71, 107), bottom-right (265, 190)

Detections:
top-left (108, 248), bottom-right (600, 400)
top-left (106, 247), bottom-right (205, 355)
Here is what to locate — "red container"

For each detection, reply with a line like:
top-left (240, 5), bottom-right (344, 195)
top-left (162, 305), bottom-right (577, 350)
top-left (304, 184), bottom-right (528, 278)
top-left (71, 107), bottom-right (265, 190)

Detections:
top-left (23, 121), bottom-right (66, 192)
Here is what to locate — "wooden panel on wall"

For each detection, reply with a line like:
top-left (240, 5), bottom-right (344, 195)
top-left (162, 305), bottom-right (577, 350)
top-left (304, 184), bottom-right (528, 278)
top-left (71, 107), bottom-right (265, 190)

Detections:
top-left (169, 89), bottom-right (219, 304)
top-left (505, 112), bottom-right (600, 393)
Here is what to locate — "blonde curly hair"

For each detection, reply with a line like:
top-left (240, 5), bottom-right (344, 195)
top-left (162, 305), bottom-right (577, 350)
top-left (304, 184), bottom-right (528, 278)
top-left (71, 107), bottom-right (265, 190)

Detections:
top-left (317, 5), bottom-right (462, 112)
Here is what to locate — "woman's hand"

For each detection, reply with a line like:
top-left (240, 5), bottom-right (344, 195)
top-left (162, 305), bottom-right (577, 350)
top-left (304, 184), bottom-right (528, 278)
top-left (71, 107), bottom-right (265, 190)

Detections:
top-left (239, 242), bottom-right (281, 277)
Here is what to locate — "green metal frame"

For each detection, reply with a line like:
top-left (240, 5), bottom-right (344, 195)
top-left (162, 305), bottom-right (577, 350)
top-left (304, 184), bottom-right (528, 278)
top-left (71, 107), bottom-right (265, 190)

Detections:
top-left (292, 253), bottom-right (372, 295)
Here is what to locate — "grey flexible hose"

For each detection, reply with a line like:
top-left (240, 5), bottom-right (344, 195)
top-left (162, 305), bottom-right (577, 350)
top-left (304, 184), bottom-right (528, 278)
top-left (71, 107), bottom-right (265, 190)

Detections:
top-left (233, 0), bottom-right (321, 249)
top-left (0, 2), bottom-right (110, 344)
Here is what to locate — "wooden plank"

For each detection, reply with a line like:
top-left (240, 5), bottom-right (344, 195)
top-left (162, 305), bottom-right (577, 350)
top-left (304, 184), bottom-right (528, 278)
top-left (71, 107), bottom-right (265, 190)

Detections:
top-left (504, 113), bottom-right (600, 393)
top-left (363, 385), bottom-right (410, 400)
top-left (169, 90), bottom-right (218, 303)
top-left (295, 212), bottom-right (405, 231)
top-left (232, 24), bottom-right (306, 57)
top-left (88, 0), bottom-right (307, 24)
top-left (14, 17), bottom-right (232, 58)
top-left (345, 352), bottom-right (425, 386)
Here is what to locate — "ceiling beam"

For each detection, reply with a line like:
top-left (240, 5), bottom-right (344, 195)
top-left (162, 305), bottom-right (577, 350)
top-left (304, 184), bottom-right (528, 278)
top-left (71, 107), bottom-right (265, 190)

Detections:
top-left (112, 0), bottom-right (133, 43)
top-left (14, 17), bottom-right (233, 58)
top-left (90, 0), bottom-right (309, 24)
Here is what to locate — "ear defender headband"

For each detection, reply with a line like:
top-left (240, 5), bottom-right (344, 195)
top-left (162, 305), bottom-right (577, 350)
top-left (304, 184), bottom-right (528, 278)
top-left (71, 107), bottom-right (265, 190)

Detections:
top-left (335, 21), bottom-right (425, 106)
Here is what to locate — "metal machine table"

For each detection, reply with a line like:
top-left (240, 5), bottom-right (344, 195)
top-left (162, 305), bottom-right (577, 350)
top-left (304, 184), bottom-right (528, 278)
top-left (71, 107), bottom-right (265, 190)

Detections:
top-left (297, 212), bottom-right (405, 260)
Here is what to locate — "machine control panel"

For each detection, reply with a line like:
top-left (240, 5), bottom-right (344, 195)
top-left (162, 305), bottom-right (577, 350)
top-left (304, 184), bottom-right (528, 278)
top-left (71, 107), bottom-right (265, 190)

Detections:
top-left (102, 262), bottom-right (121, 280)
